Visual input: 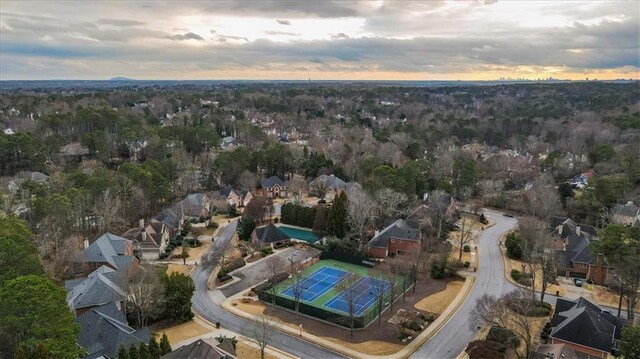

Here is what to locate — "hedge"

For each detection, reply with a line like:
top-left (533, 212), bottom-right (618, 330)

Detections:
top-left (505, 233), bottom-right (523, 260)
top-left (486, 326), bottom-right (520, 349)
top-left (281, 203), bottom-right (317, 228)
top-left (511, 269), bottom-right (522, 281)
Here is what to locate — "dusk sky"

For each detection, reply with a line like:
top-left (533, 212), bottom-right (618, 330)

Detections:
top-left (1, 0), bottom-right (639, 80)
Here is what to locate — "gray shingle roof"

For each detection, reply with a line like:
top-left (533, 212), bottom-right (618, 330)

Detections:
top-left (550, 297), bottom-right (626, 353)
top-left (76, 233), bottom-right (133, 271)
top-left (367, 219), bottom-right (420, 249)
top-left (76, 302), bottom-right (150, 359)
top-left (261, 176), bottom-right (286, 188)
top-left (154, 206), bottom-right (182, 229)
top-left (255, 223), bottom-right (291, 244)
top-left (613, 202), bottom-right (640, 217)
top-left (162, 338), bottom-right (236, 359)
top-left (66, 266), bottom-right (127, 311)
top-left (310, 174), bottom-right (347, 191)
top-left (219, 186), bottom-right (243, 198)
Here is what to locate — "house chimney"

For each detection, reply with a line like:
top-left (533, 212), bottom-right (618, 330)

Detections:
top-left (576, 225), bottom-right (581, 237)
top-left (83, 239), bottom-right (89, 249)
top-left (139, 218), bottom-right (145, 228)
top-left (558, 225), bottom-right (563, 236)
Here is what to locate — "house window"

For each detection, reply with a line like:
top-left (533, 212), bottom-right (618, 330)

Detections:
top-left (390, 239), bottom-right (395, 243)
top-left (399, 239), bottom-right (404, 243)
top-left (582, 263), bottom-right (588, 269)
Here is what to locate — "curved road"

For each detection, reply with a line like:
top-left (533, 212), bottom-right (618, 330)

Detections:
top-left (410, 209), bottom-right (518, 359)
top-left (190, 220), bottom-right (346, 359)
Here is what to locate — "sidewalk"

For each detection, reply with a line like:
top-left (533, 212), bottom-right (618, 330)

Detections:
top-left (221, 277), bottom-right (475, 359)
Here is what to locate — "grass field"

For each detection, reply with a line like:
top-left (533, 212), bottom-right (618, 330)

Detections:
top-left (273, 259), bottom-right (397, 325)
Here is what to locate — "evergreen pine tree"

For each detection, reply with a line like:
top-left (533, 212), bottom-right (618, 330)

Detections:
top-left (117, 346), bottom-right (129, 359)
top-left (148, 337), bottom-right (160, 359)
top-left (327, 191), bottom-right (348, 238)
top-left (138, 343), bottom-right (151, 359)
top-left (128, 343), bottom-right (139, 359)
top-left (159, 334), bottom-right (172, 355)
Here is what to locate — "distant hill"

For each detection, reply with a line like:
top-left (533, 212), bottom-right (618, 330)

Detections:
top-left (109, 77), bottom-right (135, 81)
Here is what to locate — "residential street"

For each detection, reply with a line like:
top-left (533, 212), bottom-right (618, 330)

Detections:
top-left (410, 209), bottom-right (519, 359)
top-left (190, 219), bottom-right (346, 359)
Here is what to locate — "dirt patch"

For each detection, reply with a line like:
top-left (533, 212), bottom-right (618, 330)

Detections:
top-left (236, 341), bottom-right (279, 359)
top-left (592, 285), bottom-right (639, 312)
top-left (156, 320), bottom-right (212, 346)
top-left (232, 276), bottom-right (447, 355)
top-left (450, 247), bottom-right (472, 264)
top-left (414, 280), bottom-right (464, 315)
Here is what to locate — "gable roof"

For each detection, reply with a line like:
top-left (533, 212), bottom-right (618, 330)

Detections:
top-left (612, 202), bottom-right (640, 217)
top-left (261, 176), bottom-right (286, 188)
top-left (76, 302), bottom-right (150, 359)
top-left (66, 266), bottom-right (128, 311)
top-left (310, 174), bottom-right (347, 191)
top-left (219, 186), bottom-right (243, 198)
top-left (153, 206), bottom-right (182, 230)
top-left (254, 223), bottom-right (291, 244)
top-left (76, 233), bottom-right (134, 271)
top-left (162, 338), bottom-right (236, 359)
top-left (367, 219), bottom-right (420, 249)
top-left (550, 297), bottom-right (626, 353)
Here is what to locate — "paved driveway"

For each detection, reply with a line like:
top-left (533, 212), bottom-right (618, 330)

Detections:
top-left (221, 246), bottom-right (321, 297)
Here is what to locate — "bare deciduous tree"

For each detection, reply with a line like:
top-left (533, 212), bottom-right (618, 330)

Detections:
top-left (335, 273), bottom-right (363, 336)
top-left (346, 187), bottom-right (377, 250)
top-left (519, 216), bottom-right (556, 303)
top-left (425, 190), bottom-right (452, 240)
top-left (244, 316), bottom-right (278, 359)
top-left (456, 217), bottom-right (478, 262)
top-left (374, 188), bottom-right (409, 220)
top-left (369, 269), bottom-right (391, 325)
top-left (127, 265), bottom-right (164, 329)
top-left (472, 290), bottom-right (539, 359)
top-left (264, 256), bottom-right (285, 307)
top-left (310, 180), bottom-right (329, 201)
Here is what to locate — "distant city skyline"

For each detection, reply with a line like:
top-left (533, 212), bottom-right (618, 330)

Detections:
top-left (1, 0), bottom-right (639, 80)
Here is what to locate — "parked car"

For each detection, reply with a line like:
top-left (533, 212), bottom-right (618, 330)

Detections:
top-left (574, 278), bottom-right (583, 287)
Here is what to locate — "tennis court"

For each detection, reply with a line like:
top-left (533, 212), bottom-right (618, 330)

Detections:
top-left (280, 266), bottom-right (350, 302)
top-left (323, 276), bottom-right (392, 316)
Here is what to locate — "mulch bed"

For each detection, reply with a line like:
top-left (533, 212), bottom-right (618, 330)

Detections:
top-left (257, 276), bottom-right (447, 345)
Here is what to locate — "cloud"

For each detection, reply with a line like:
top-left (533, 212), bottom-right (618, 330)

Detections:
top-left (264, 30), bottom-right (300, 36)
top-left (276, 19), bottom-right (291, 25)
top-left (331, 33), bottom-right (350, 40)
top-left (168, 32), bottom-right (205, 41)
top-left (97, 18), bottom-right (146, 27)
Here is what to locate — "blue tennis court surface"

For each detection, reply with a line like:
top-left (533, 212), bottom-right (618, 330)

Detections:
top-left (280, 266), bottom-right (350, 302)
top-left (323, 276), bottom-right (392, 316)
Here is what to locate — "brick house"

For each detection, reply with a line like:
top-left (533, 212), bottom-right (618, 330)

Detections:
top-left (551, 217), bottom-right (610, 285)
top-left (259, 176), bottom-right (287, 198)
top-left (121, 219), bottom-right (170, 259)
top-left (219, 186), bottom-right (244, 207)
top-left (309, 174), bottom-right (346, 199)
top-left (366, 219), bottom-right (421, 258)
top-left (611, 201), bottom-right (640, 225)
top-left (550, 297), bottom-right (625, 358)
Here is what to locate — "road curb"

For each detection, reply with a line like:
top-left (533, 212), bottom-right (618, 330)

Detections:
top-left (222, 276), bottom-right (476, 359)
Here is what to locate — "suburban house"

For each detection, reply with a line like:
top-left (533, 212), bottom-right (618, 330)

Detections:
top-left (121, 219), bottom-right (170, 259)
top-left (309, 174), bottom-right (347, 198)
top-left (259, 176), bottom-right (288, 198)
top-left (64, 266), bottom-right (128, 316)
top-left (530, 343), bottom-right (578, 359)
top-left (252, 223), bottom-right (291, 248)
top-left (550, 297), bottom-right (626, 358)
top-left (73, 233), bottom-right (139, 277)
top-left (177, 193), bottom-right (212, 220)
top-left (569, 170), bottom-right (595, 189)
top-left (221, 136), bottom-right (239, 151)
top-left (218, 186), bottom-right (244, 207)
top-left (162, 338), bottom-right (237, 359)
top-left (551, 217), bottom-right (610, 285)
top-left (76, 302), bottom-right (150, 359)
top-left (152, 206), bottom-right (184, 239)
top-left (366, 219), bottom-right (421, 258)
top-left (242, 191), bottom-right (254, 207)
top-left (611, 201), bottom-right (640, 225)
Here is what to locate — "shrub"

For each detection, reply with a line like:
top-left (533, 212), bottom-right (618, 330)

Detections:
top-left (505, 233), bottom-right (523, 260)
top-left (511, 269), bottom-right (522, 281)
top-left (165, 244), bottom-right (175, 253)
top-left (508, 299), bottom-right (552, 317)
top-left (207, 221), bottom-right (219, 229)
top-left (431, 257), bottom-right (459, 279)
top-left (463, 245), bottom-right (471, 252)
top-left (466, 340), bottom-right (506, 359)
top-left (215, 335), bottom-right (237, 349)
top-left (225, 258), bottom-right (246, 273)
top-left (261, 246), bottom-right (274, 256)
top-left (517, 278), bottom-right (533, 287)
top-left (217, 274), bottom-right (232, 282)
top-left (479, 213), bottom-right (489, 224)
top-left (486, 326), bottom-right (520, 349)
top-left (159, 252), bottom-right (169, 260)
top-left (464, 261), bottom-right (471, 268)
